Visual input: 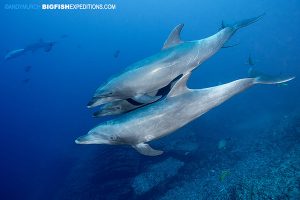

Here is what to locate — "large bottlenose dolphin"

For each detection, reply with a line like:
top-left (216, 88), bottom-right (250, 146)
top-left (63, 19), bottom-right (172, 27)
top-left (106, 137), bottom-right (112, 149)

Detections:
top-left (4, 39), bottom-right (56, 60)
top-left (87, 14), bottom-right (264, 108)
top-left (76, 70), bottom-right (294, 156)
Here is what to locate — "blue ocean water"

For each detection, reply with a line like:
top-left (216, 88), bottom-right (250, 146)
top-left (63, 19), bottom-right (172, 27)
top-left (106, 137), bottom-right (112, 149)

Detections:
top-left (0, 0), bottom-right (299, 199)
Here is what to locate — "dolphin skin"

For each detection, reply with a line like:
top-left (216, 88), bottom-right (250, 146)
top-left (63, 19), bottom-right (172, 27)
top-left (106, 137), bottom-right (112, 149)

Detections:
top-left (92, 74), bottom-right (180, 117)
top-left (87, 14), bottom-right (264, 108)
top-left (4, 39), bottom-right (56, 60)
top-left (76, 70), bottom-right (294, 156)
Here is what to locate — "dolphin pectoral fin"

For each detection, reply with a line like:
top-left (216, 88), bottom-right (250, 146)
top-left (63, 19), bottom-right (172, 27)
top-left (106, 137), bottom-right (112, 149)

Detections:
top-left (132, 143), bottom-right (163, 156)
top-left (162, 24), bottom-right (184, 50)
top-left (132, 94), bottom-right (162, 104)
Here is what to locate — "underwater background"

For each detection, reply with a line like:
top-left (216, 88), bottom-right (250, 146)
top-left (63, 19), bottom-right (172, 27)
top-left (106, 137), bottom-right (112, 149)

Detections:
top-left (0, 0), bottom-right (300, 199)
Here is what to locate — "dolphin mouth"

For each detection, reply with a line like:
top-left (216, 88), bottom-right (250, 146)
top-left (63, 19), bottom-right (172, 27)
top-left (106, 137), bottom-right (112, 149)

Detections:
top-left (92, 111), bottom-right (107, 117)
top-left (86, 97), bottom-right (102, 108)
top-left (75, 136), bottom-right (92, 144)
top-left (86, 96), bottom-right (115, 108)
top-left (75, 135), bottom-right (109, 145)
top-left (93, 108), bottom-right (116, 117)
top-left (87, 98), bottom-right (97, 108)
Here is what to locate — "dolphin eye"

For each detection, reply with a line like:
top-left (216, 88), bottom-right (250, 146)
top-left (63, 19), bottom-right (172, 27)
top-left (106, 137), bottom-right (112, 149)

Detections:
top-left (116, 106), bottom-right (121, 110)
top-left (110, 136), bottom-right (117, 141)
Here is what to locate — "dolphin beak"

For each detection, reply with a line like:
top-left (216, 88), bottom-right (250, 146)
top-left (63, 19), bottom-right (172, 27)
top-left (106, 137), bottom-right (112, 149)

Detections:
top-left (86, 96), bottom-right (114, 108)
top-left (92, 107), bottom-right (116, 117)
top-left (75, 135), bottom-right (109, 145)
top-left (75, 135), bottom-right (92, 144)
top-left (86, 97), bottom-right (98, 108)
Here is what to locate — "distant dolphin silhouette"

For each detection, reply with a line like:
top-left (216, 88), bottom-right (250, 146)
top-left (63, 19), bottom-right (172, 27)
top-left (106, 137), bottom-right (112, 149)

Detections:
top-left (76, 69), bottom-right (294, 156)
top-left (113, 50), bottom-right (120, 58)
top-left (246, 54), bottom-right (255, 66)
top-left (4, 39), bottom-right (56, 60)
top-left (24, 65), bottom-right (32, 72)
top-left (87, 14), bottom-right (265, 108)
top-left (4, 49), bottom-right (26, 60)
top-left (24, 39), bottom-right (56, 53)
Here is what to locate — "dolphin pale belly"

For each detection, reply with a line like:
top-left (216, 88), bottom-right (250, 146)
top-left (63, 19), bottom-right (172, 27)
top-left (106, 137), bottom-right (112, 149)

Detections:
top-left (76, 70), bottom-right (294, 156)
top-left (87, 14), bottom-right (264, 108)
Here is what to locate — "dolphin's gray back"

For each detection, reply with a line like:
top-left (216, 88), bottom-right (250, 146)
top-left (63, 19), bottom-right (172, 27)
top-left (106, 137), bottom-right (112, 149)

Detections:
top-left (111, 41), bottom-right (200, 95)
top-left (114, 78), bottom-right (255, 145)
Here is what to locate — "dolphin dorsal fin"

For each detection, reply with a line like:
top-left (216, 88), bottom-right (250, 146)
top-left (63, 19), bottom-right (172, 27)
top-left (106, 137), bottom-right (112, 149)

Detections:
top-left (162, 24), bottom-right (184, 50)
top-left (167, 72), bottom-right (191, 98)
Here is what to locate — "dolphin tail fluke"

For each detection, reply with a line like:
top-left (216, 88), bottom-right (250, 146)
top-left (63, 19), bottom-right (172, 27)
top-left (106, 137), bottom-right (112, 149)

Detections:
top-left (232, 13), bottom-right (265, 30)
top-left (221, 13), bottom-right (265, 31)
top-left (248, 68), bottom-right (295, 84)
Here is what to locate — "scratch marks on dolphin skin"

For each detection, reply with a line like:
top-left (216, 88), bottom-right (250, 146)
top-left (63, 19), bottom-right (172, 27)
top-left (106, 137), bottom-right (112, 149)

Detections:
top-left (145, 135), bottom-right (155, 142)
top-left (195, 48), bottom-right (200, 65)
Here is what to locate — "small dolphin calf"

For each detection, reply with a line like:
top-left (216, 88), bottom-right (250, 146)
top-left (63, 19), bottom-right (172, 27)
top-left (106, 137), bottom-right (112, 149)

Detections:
top-left (93, 75), bottom-right (179, 117)
top-left (76, 70), bottom-right (294, 156)
top-left (87, 14), bottom-right (264, 108)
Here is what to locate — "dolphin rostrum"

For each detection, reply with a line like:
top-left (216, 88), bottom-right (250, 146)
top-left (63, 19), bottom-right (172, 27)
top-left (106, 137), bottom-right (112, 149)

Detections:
top-left (76, 69), bottom-right (294, 156)
top-left (87, 14), bottom-right (265, 108)
top-left (4, 39), bottom-right (56, 60)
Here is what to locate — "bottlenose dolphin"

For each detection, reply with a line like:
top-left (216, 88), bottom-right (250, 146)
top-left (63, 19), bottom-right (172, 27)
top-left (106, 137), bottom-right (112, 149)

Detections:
top-left (4, 39), bottom-right (56, 60)
top-left (93, 74), bottom-right (180, 117)
top-left (76, 70), bottom-right (294, 156)
top-left (87, 14), bottom-right (265, 108)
